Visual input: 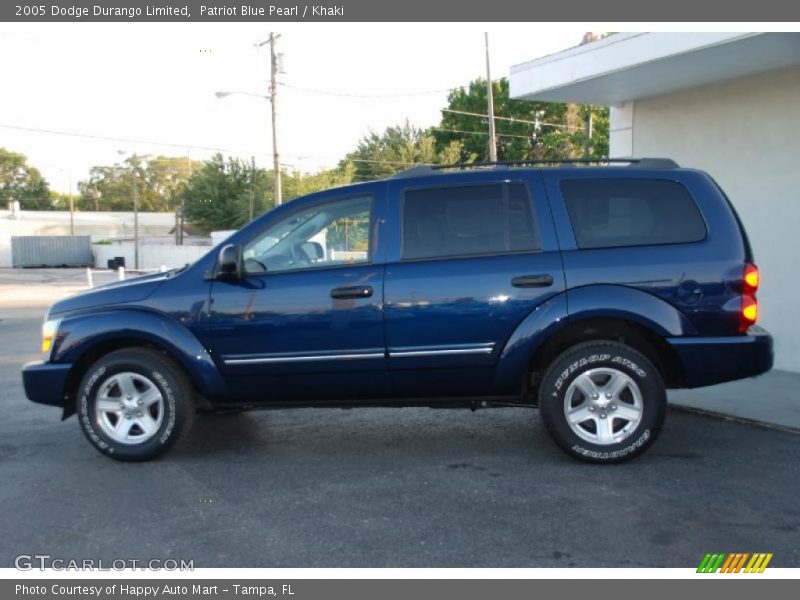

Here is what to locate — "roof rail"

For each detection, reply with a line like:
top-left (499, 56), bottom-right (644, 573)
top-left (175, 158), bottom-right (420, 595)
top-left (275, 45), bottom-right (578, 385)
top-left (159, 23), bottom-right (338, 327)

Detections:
top-left (391, 165), bottom-right (438, 178)
top-left (632, 158), bottom-right (680, 169)
top-left (391, 157), bottom-right (679, 178)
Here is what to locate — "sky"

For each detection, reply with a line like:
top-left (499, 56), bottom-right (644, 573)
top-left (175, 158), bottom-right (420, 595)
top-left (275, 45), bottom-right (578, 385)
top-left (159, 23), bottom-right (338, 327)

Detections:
top-left (0, 23), bottom-right (587, 193)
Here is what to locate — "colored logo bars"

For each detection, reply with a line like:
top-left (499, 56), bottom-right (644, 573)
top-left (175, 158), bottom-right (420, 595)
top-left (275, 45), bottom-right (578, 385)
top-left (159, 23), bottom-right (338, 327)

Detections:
top-left (697, 553), bottom-right (773, 573)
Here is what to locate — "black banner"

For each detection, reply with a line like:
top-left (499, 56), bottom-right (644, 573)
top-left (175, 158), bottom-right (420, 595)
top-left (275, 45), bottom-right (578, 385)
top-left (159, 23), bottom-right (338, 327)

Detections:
top-left (3, 0), bottom-right (800, 22)
top-left (4, 579), bottom-right (798, 600)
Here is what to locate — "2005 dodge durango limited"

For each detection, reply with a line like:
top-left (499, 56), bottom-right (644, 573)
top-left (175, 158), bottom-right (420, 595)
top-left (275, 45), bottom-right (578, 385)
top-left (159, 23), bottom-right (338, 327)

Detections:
top-left (22, 159), bottom-right (773, 462)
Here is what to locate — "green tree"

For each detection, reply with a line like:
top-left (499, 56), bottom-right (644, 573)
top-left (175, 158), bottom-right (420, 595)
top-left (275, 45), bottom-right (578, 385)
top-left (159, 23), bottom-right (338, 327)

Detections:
top-left (341, 121), bottom-right (464, 181)
top-left (179, 154), bottom-right (273, 234)
top-left (49, 191), bottom-right (73, 210)
top-left (77, 155), bottom-right (199, 212)
top-left (433, 78), bottom-right (609, 162)
top-left (0, 147), bottom-right (52, 209)
top-left (283, 162), bottom-right (356, 201)
top-left (579, 104), bottom-right (610, 159)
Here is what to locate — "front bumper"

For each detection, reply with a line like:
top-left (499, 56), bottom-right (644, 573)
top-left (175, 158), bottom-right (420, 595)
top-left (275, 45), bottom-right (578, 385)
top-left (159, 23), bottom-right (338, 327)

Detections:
top-left (22, 360), bottom-right (72, 407)
top-left (666, 326), bottom-right (773, 388)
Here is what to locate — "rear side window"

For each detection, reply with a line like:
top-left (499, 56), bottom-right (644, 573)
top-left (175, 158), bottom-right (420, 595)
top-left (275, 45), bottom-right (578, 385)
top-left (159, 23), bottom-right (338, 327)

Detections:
top-left (402, 183), bottom-right (539, 260)
top-left (561, 179), bottom-right (706, 249)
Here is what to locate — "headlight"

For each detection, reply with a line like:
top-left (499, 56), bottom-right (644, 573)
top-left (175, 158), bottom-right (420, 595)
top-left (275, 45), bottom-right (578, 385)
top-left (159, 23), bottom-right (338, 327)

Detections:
top-left (41, 318), bottom-right (61, 355)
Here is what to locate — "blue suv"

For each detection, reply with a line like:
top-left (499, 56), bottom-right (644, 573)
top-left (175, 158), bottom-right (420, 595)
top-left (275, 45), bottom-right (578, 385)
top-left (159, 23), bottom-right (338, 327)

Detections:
top-left (22, 159), bottom-right (773, 462)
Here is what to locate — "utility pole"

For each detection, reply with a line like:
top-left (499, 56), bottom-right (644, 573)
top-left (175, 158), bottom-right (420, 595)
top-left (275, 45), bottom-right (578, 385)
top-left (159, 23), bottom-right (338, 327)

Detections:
top-left (583, 112), bottom-right (594, 157)
top-left (180, 151), bottom-right (190, 246)
top-left (68, 173), bottom-right (74, 236)
top-left (119, 150), bottom-right (141, 265)
top-left (132, 169), bottom-right (139, 270)
top-left (269, 32), bottom-right (282, 205)
top-left (250, 155), bottom-right (256, 221)
top-left (485, 32), bottom-right (497, 163)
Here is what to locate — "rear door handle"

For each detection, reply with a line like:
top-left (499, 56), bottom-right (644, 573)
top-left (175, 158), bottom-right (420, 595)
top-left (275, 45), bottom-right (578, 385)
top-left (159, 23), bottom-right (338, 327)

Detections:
top-left (511, 274), bottom-right (554, 288)
top-left (330, 285), bottom-right (374, 299)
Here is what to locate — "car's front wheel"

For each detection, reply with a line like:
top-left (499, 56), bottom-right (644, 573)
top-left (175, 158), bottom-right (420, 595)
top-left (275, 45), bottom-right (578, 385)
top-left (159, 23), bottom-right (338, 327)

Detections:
top-left (77, 348), bottom-right (195, 461)
top-left (538, 341), bottom-right (666, 463)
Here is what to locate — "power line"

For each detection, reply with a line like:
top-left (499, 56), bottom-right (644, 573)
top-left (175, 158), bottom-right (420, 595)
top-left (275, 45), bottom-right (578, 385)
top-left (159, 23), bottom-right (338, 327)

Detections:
top-left (279, 82), bottom-right (465, 99)
top-left (441, 108), bottom-right (583, 131)
top-left (0, 122), bottom-right (265, 156)
top-left (0, 123), bottom-right (422, 168)
top-left (336, 157), bottom-right (423, 166)
top-left (4, 120), bottom-right (570, 172)
top-left (430, 127), bottom-right (531, 140)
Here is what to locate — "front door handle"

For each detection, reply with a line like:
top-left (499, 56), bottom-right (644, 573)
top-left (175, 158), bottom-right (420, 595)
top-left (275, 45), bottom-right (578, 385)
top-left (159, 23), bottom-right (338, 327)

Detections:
top-left (330, 285), bottom-right (374, 299)
top-left (511, 274), bottom-right (554, 288)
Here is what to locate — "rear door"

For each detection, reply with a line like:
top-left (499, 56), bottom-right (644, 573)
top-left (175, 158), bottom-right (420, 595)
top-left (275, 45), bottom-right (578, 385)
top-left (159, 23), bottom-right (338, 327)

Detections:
top-left (383, 173), bottom-right (565, 397)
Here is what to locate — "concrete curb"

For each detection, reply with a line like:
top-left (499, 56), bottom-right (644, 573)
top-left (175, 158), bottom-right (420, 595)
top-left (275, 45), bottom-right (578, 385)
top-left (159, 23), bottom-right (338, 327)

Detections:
top-left (669, 403), bottom-right (800, 435)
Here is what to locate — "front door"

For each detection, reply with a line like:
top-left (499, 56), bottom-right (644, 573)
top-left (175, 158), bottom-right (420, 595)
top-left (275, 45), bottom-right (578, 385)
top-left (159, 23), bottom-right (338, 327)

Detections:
top-left (208, 188), bottom-right (387, 403)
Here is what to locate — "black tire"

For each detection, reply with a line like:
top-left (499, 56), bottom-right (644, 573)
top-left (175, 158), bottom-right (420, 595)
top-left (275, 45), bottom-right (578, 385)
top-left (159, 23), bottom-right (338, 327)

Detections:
top-left (77, 348), bottom-right (195, 461)
top-left (538, 341), bottom-right (666, 463)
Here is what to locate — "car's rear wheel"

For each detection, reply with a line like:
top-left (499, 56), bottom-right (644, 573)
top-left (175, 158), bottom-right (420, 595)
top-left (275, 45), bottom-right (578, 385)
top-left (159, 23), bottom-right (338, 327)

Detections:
top-left (538, 341), bottom-right (666, 463)
top-left (77, 348), bottom-right (195, 461)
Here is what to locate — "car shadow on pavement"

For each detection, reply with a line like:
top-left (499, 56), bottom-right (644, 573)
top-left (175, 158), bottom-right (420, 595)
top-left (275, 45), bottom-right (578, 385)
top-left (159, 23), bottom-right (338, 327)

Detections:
top-left (173, 407), bottom-right (559, 462)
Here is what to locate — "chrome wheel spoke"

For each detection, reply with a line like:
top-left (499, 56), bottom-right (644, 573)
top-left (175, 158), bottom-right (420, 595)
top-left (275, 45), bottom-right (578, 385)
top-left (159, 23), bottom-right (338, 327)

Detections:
top-left (595, 416), bottom-right (615, 444)
top-left (613, 403), bottom-right (641, 422)
top-left (136, 414), bottom-right (159, 437)
top-left (114, 416), bottom-right (135, 438)
top-left (573, 373), bottom-right (599, 399)
top-left (96, 398), bottom-right (121, 413)
top-left (117, 373), bottom-right (138, 398)
top-left (605, 372), bottom-right (629, 399)
top-left (140, 387), bottom-right (161, 408)
top-left (567, 405), bottom-right (594, 425)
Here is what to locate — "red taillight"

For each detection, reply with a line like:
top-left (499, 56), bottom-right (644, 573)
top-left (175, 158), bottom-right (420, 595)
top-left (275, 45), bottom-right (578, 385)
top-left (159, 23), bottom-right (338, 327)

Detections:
top-left (742, 295), bottom-right (758, 323)
top-left (740, 263), bottom-right (759, 333)
top-left (744, 263), bottom-right (759, 291)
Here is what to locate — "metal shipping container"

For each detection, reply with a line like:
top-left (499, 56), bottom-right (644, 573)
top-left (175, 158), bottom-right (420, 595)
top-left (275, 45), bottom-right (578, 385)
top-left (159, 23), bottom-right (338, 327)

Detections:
top-left (11, 236), bottom-right (93, 268)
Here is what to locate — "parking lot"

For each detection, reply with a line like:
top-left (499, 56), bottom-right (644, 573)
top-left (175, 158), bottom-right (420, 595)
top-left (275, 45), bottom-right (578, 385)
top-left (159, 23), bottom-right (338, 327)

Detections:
top-left (1, 274), bottom-right (798, 568)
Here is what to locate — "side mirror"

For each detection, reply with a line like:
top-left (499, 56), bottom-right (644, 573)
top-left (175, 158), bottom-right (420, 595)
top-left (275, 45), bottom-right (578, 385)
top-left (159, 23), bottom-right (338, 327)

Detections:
top-left (300, 241), bottom-right (324, 261)
top-left (217, 244), bottom-right (242, 278)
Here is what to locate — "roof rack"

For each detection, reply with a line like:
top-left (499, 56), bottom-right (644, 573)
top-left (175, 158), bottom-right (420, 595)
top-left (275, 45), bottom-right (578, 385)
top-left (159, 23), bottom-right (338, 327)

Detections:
top-left (391, 166), bottom-right (439, 178)
top-left (391, 157), bottom-right (679, 178)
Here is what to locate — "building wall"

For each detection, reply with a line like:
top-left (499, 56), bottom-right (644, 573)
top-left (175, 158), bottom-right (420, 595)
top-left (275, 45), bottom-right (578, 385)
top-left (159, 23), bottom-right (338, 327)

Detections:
top-left (0, 210), bottom-right (179, 238)
top-left (0, 211), bottom-right (212, 268)
top-left (611, 67), bottom-right (800, 371)
top-left (609, 102), bottom-right (634, 157)
top-left (93, 242), bottom-right (209, 271)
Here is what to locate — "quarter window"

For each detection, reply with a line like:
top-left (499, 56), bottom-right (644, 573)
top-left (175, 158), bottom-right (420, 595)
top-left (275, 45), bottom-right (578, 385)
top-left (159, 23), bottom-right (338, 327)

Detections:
top-left (561, 179), bottom-right (706, 249)
top-left (402, 183), bottom-right (539, 260)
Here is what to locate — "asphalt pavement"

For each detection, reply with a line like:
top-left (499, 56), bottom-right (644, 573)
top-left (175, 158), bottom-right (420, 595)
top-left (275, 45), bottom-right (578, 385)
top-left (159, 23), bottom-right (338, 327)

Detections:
top-left (1, 302), bottom-right (798, 568)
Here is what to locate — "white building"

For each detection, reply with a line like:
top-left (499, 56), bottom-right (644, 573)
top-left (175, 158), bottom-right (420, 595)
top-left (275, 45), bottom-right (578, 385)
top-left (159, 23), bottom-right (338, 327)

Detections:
top-left (0, 210), bottom-right (211, 269)
top-left (510, 33), bottom-right (800, 371)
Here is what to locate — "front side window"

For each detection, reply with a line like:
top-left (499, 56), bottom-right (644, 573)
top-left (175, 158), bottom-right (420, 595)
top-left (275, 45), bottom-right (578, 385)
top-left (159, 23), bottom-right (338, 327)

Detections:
top-left (243, 195), bottom-right (372, 274)
top-left (402, 183), bottom-right (539, 260)
top-left (561, 179), bottom-right (706, 249)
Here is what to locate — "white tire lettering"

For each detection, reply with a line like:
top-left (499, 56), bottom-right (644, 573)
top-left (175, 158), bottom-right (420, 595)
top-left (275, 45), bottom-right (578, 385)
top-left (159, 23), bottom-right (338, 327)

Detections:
top-left (570, 429), bottom-right (651, 460)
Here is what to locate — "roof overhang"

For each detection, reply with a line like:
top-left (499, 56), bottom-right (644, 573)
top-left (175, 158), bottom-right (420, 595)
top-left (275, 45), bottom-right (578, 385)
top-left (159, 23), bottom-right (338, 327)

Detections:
top-left (510, 32), bottom-right (800, 105)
